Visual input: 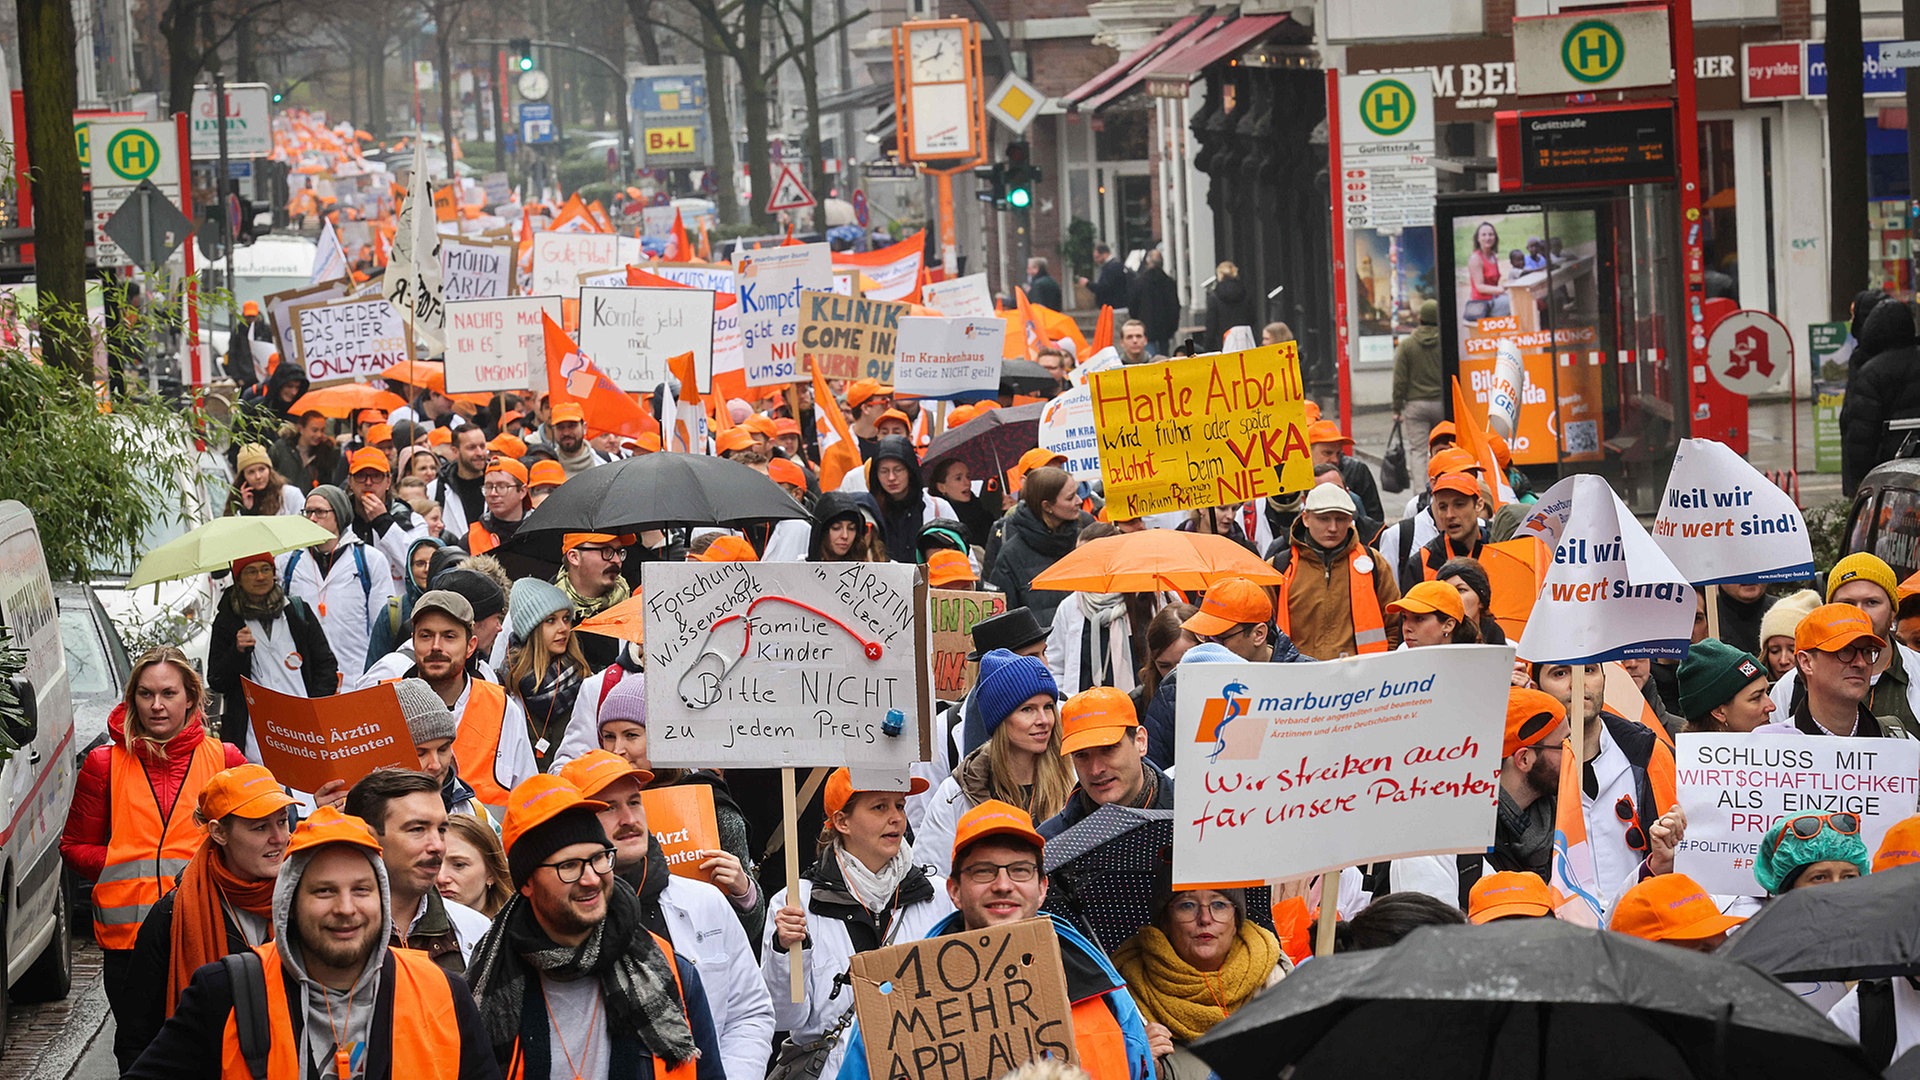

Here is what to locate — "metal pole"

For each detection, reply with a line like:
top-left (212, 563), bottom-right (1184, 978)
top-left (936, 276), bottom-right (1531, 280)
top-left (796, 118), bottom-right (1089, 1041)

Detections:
top-left (214, 72), bottom-right (234, 327)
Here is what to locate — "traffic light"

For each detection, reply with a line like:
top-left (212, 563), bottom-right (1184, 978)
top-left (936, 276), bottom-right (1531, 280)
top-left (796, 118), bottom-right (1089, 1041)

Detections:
top-left (973, 162), bottom-right (1005, 207)
top-left (1004, 140), bottom-right (1038, 211)
top-left (511, 38), bottom-right (535, 71)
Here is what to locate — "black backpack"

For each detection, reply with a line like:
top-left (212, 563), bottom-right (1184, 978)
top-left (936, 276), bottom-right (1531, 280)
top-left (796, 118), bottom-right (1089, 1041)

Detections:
top-left (223, 952), bottom-right (271, 1080)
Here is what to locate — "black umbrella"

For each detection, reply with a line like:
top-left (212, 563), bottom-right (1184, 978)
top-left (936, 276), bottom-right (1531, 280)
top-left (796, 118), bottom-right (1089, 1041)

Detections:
top-left (920, 401), bottom-right (1045, 483)
top-left (1190, 919), bottom-right (1878, 1080)
top-left (1043, 805), bottom-right (1272, 952)
top-left (1000, 358), bottom-right (1061, 396)
top-left (1718, 863), bottom-right (1920, 982)
top-left (1889, 1047), bottom-right (1920, 1080)
top-left (501, 453), bottom-right (809, 563)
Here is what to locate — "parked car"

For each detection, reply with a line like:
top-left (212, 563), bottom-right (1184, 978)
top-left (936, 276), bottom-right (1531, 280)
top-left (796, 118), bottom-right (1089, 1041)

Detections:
top-left (1844, 457), bottom-right (1920, 581)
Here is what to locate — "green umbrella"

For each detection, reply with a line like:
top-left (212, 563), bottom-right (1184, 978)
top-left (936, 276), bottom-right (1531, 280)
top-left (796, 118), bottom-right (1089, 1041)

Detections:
top-left (127, 515), bottom-right (338, 588)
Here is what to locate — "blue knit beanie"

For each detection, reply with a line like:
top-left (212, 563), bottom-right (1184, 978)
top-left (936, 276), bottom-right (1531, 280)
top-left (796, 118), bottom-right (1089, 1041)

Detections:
top-left (508, 577), bottom-right (573, 646)
top-left (1755, 816), bottom-right (1871, 895)
top-left (974, 649), bottom-right (1059, 737)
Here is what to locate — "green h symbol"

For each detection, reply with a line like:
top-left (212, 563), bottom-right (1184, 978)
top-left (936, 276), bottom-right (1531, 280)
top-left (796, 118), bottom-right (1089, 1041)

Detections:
top-left (1575, 31), bottom-right (1611, 70)
top-left (118, 138), bottom-right (150, 171)
top-left (1369, 94), bottom-right (1403, 127)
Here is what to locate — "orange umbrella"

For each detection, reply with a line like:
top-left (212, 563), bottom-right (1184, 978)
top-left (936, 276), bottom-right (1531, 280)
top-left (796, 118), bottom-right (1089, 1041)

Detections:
top-left (575, 593), bottom-right (644, 645)
top-left (1031, 530), bottom-right (1284, 595)
top-left (288, 383), bottom-right (409, 419)
top-left (379, 359), bottom-right (491, 407)
top-left (1481, 536), bottom-right (1550, 642)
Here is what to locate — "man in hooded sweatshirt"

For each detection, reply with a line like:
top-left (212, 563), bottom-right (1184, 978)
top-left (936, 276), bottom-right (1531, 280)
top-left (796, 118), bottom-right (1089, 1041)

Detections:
top-left (864, 435), bottom-right (954, 563)
top-left (1392, 299), bottom-right (1445, 471)
top-left (125, 806), bottom-right (497, 1080)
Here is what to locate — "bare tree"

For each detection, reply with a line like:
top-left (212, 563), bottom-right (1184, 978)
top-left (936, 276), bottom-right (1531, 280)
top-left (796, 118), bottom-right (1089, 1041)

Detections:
top-left (772, 0), bottom-right (863, 235)
top-left (17, 0), bottom-right (87, 377)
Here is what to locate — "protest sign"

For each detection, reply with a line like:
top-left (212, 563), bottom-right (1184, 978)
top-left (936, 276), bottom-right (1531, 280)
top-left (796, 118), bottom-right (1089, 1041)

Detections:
top-left (1653, 438), bottom-right (1815, 584)
top-left (641, 784), bottom-right (723, 883)
top-left (640, 561), bottom-right (930, 769)
top-left (850, 918), bottom-right (1076, 1080)
top-left (292, 296), bottom-right (413, 385)
top-left (265, 279), bottom-right (349, 356)
top-left (1038, 385), bottom-right (1100, 481)
top-left (1515, 473), bottom-right (1695, 664)
top-left (930, 590), bottom-right (1005, 699)
top-left (243, 677), bottom-right (417, 792)
top-left (650, 263), bottom-right (737, 293)
top-left (734, 243), bottom-right (833, 386)
top-left (577, 286), bottom-right (717, 393)
top-left (1675, 731), bottom-right (1920, 895)
top-left (1171, 645), bottom-right (1514, 885)
top-left (445, 296), bottom-right (562, 392)
top-left (386, 159), bottom-right (445, 353)
top-left (832, 232), bottom-right (924, 301)
top-left (798, 291), bottom-right (912, 382)
top-left (1486, 340), bottom-right (1524, 440)
top-left (530, 232), bottom-right (643, 297)
top-left (1089, 342), bottom-right (1312, 518)
top-left (893, 316), bottom-right (1006, 399)
top-left (921, 273), bottom-right (995, 318)
top-left (439, 237), bottom-right (516, 300)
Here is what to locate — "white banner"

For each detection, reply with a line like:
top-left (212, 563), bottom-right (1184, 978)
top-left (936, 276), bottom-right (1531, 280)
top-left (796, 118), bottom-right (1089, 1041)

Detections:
top-left (1039, 384), bottom-right (1100, 481)
top-left (640, 562), bottom-right (930, 769)
top-left (1171, 646), bottom-right (1514, 885)
top-left (1653, 438), bottom-right (1815, 585)
top-left (293, 296), bottom-right (413, 385)
top-left (892, 316), bottom-right (1005, 399)
top-left (1516, 474), bottom-right (1695, 664)
top-left (1674, 731), bottom-right (1920, 895)
top-left (734, 243), bottom-right (833, 386)
top-left (921, 273), bottom-right (995, 318)
top-left (439, 237), bottom-right (516, 301)
top-left (577, 286), bottom-right (716, 394)
top-left (444, 296), bottom-right (561, 393)
top-left (529, 232), bottom-right (643, 297)
top-left (385, 153), bottom-right (445, 353)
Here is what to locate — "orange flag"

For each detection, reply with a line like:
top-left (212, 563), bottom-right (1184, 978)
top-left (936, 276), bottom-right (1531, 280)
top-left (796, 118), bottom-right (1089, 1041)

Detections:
top-left (781, 223), bottom-right (799, 246)
top-left (670, 210), bottom-right (691, 262)
top-left (1089, 305), bottom-right (1115, 357)
top-left (543, 314), bottom-right (659, 440)
top-left (1450, 376), bottom-right (1509, 509)
top-left (548, 193), bottom-right (597, 234)
top-left (697, 217), bottom-right (713, 262)
top-left (810, 362), bottom-right (863, 492)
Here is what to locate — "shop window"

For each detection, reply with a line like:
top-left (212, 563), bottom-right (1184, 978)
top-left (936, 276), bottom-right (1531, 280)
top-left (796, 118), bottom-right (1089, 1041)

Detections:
top-left (1697, 119), bottom-right (1738, 303)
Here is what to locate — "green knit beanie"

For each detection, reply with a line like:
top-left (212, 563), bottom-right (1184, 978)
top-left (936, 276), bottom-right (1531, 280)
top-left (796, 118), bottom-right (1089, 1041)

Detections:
top-left (1677, 639), bottom-right (1767, 723)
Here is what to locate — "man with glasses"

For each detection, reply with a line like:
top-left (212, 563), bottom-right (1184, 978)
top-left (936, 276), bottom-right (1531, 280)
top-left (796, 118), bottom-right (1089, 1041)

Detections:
top-left (1765, 604), bottom-right (1913, 739)
top-left (467, 458), bottom-right (530, 555)
top-left (1770, 553), bottom-right (1920, 737)
top-left (844, 378), bottom-right (894, 459)
top-left (469, 775), bottom-right (727, 1080)
top-left (559, 532), bottom-right (634, 669)
top-left (837, 801), bottom-right (1153, 1080)
top-left (280, 484), bottom-right (396, 677)
top-left (344, 446), bottom-right (428, 590)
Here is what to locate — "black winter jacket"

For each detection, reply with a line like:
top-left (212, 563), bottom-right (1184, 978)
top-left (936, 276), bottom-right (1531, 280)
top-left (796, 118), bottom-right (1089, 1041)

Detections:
top-left (118, 889), bottom-right (252, 1073)
top-left (865, 436), bottom-right (937, 563)
top-left (1204, 278), bottom-right (1258, 351)
top-left (986, 502), bottom-right (1091, 628)
top-left (1841, 300), bottom-right (1920, 496)
top-left (206, 592), bottom-right (338, 753)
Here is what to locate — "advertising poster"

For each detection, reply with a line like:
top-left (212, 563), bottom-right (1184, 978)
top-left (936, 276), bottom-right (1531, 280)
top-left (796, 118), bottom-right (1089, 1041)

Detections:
top-left (1349, 227), bottom-right (1436, 368)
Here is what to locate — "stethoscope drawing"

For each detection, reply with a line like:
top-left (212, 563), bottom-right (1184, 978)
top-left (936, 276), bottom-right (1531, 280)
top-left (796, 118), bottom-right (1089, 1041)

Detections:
top-left (676, 595), bottom-right (885, 709)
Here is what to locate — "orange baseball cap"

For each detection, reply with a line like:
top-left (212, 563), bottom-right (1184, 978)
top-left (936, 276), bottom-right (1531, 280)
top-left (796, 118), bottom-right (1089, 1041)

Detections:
top-left (773, 418), bottom-right (801, 438)
top-left (198, 764), bottom-right (298, 821)
top-left (744, 414), bottom-right (778, 438)
top-left (878, 408), bottom-right (912, 429)
top-left (716, 428), bottom-right (756, 455)
top-left (348, 447), bottom-right (390, 475)
top-left (555, 748), bottom-right (654, 797)
top-left (1428, 421), bottom-right (1458, 446)
top-left (501, 774), bottom-right (609, 858)
top-left (428, 427), bottom-right (453, 446)
top-left (631, 432), bottom-right (664, 453)
top-left (1306, 419), bottom-right (1351, 447)
top-left (1431, 472), bottom-right (1480, 498)
top-left (974, 400), bottom-right (1001, 413)
top-left (1017, 447), bottom-right (1068, 473)
top-left (242, 300), bottom-right (261, 316)
top-left (951, 799), bottom-right (1045, 864)
top-left (846, 379), bottom-right (894, 408)
top-left (529, 461), bottom-right (567, 488)
top-left (1466, 871), bottom-right (1552, 924)
top-left (366, 423), bottom-right (394, 446)
top-left (488, 432), bottom-right (528, 459)
top-left (550, 402), bottom-right (586, 424)
top-left (1873, 816), bottom-right (1920, 872)
top-left (1182, 577), bottom-right (1275, 637)
top-left (926, 549), bottom-right (975, 587)
top-left (357, 408), bottom-right (388, 426)
top-left (562, 532), bottom-right (637, 553)
top-left (1502, 688), bottom-right (1566, 759)
top-left (1059, 686), bottom-right (1139, 755)
top-left (691, 535), bottom-right (758, 562)
top-left (1488, 433), bottom-right (1512, 472)
top-left (1609, 873), bottom-right (1744, 943)
top-left (947, 404), bottom-right (980, 429)
top-left (286, 806), bottom-right (383, 857)
top-left (1302, 400), bottom-right (1321, 422)
top-left (1794, 603), bottom-right (1888, 654)
top-left (823, 767), bottom-right (930, 817)
top-left (1427, 447), bottom-right (1479, 479)
top-left (1388, 580), bottom-right (1466, 624)
top-left (488, 458), bottom-right (528, 486)
top-left (767, 458), bottom-right (806, 489)
top-left (501, 410), bottom-right (525, 428)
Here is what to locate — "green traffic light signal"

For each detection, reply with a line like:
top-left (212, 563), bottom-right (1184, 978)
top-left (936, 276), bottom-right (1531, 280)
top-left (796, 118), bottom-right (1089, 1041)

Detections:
top-left (518, 55), bottom-right (535, 71)
top-left (1007, 185), bottom-right (1032, 209)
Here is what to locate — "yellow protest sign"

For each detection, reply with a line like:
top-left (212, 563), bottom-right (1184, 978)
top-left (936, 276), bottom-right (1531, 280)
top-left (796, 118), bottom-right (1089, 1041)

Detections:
top-left (1089, 342), bottom-right (1312, 517)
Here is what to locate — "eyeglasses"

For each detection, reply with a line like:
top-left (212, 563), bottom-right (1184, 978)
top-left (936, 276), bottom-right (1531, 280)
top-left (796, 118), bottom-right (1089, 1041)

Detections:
top-left (1166, 898), bottom-right (1235, 922)
top-left (539, 848), bottom-right (617, 883)
top-left (302, 507), bottom-right (334, 518)
top-left (578, 546), bottom-right (627, 561)
top-left (957, 860), bottom-right (1040, 885)
top-left (1765, 813), bottom-right (1861, 860)
top-left (1203, 625), bottom-right (1251, 645)
top-left (481, 483), bottom-right (523, 494)
top-left (1822, 643), bottom-right (1882, 666)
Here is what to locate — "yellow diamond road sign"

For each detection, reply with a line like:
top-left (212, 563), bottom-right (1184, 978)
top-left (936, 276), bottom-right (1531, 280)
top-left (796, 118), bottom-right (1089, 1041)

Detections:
top-left (986, 73), bottom-right (1042, 136)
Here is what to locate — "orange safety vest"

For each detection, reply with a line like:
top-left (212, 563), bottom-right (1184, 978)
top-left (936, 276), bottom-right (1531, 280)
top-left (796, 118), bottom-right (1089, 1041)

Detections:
top-left (1275, 545), bottom-right (1389, 656)
top-left (220, 942), bottom-right (460, 1079)
top-left (1070, 995), bottom-right (1134, 1080)
top-left (453, 679), bottom-right (513, 810)
top-left (504, 932), bottom-right (699, 1080)
top-left (94, 738), bottom-right (227, 949)
top-left (468, 522), bottom-right (500, 555)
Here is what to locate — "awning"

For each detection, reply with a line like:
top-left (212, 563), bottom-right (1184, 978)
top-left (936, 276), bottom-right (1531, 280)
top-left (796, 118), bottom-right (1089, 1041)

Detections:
top-left (1078, 13), bottom-right (1249, 113)
top-left (1150, 13), bottom-right (1287, 80)
top-left (1062, 9), bottom-right (1215, 111)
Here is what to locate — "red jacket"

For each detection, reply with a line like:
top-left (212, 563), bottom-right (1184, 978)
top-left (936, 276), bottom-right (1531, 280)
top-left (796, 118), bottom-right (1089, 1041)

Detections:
top-left (60, 703), bottom-right (247, 883)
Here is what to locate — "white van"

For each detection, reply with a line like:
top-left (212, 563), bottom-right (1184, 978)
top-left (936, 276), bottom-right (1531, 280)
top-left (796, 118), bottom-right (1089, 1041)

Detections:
top-left (0, 501), bottom-right (77, 1043)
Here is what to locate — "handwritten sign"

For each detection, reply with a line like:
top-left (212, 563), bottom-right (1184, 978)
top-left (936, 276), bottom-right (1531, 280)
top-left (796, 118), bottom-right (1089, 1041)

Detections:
top-left (893, 316), bottom-right (1006, 399)
top-left (292, 296), bottom-right (413, 386)
top-left (1089, 342), bottom-right (1312, 518)
top-left (439, 237), bottom-right (516, 300)
top-left (445, 296), bottom-right (561, 393)
top-left (576, 286), bottom-right (717, 393)
top-left (1172, 645), bottom-right (1514, 885)
top-left (1516, 474), bottom-right (1695, 664)
top-left (265, 279), bottom-right (348, 357)
top-left (931, 590), bottom-right (1005, 699)
top-left (799, 291), bottom-right (913, 382)
top-left (244, 677), bottom-right (417, 793)
top-left (1653, 437), bottom-right (1815, 585)
top-left (640, 561), bottom-right (930, 769)
top-left (530, 232), bottom-right (643, 297)
top-left (1675, 731), bottom-right (1920, 895)
top-left (921, 273), bottom-right (995, 318)
top-left (1038, 386), bottom-right (1100, 482)
top-left (651, 263), bottom-right (736, 293)
top-left (733, 243), bottom-right (832, 386)
top-left (850, 918), bottom-right (1076, 1080)
top-left (641, 784), bottom-right (723, 882)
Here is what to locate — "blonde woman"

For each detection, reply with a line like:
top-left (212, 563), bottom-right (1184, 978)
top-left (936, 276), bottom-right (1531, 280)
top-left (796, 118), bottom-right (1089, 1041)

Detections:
top-left (504, 576), bottom-right (592, 771)
top-left (437, 811), bottom-right (512, 916)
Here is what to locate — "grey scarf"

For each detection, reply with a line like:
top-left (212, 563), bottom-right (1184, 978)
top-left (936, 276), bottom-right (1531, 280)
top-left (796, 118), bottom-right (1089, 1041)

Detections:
top-left (1495, 787), bottom-right (1555, 877)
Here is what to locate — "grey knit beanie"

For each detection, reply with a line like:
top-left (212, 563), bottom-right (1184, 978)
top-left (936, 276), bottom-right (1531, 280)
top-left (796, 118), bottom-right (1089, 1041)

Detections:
top-left (393, 677), bottom-right (456, 746)
top-left (509, 576), bottom-right (573, 645)
top-left (310, 484), bottom-right (353, 535)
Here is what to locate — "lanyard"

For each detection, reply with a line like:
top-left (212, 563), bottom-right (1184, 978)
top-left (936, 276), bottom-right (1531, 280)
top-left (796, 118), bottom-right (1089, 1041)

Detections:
top-left (538, 977), bottom-right (603, 1080)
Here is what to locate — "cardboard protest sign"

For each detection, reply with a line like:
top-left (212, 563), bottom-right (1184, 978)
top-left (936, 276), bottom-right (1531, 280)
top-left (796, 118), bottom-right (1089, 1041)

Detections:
top-left (641, 784), bottom-right (723, 883)
top-left (439, 237), bottom-right (516, 301)
top-left (640, 561), bottom-right (930, 769)
top-left (733, 243), bottom-right (833, 386)
top-left (1653, 437), bottom-right (1815, 584)
top-left (921, 273), bottom-right (995, 318)
top-left (530, 232), bottom-right (642, 297)
top-left (1089, 342), bottom-right (1313, 518)
top-left (1038, 385), bottom-right (1100, 481)
top-left (1171, 645), bottom-right (1514, 885)
top-left (445, 296), bottom-right (561, 392)
top-left (1675, 732), bottom-right (1920, 895)
top-left (244, 677), bottom-right (417, 792)
top-left (893, 316), bottom-right (1006, 399)
top-left (1516, 474), bottom-right (1695, 663)
top-left (797, 291), bottom-right (912, 382)
top-left (265, 279), bottom-right (349, 356)
top-left (292, 296), bottom-right (413, 385)
top-left (931, 590), bottom-right (1005, 699)
top-left (850, 918), bottom-right (1076, 1080)
top-left (577, 286), bottom-right (716, 393)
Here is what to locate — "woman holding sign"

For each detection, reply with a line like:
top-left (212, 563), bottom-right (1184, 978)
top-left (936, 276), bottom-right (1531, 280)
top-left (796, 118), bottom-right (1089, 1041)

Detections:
top-left (206, 552), bottom-right (339, 758)
top-left (761, 769), bottom-right (954, 1080)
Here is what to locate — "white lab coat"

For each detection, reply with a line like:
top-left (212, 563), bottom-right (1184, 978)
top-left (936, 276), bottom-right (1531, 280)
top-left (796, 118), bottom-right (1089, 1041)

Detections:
top-left (276, 533), bottom-right (396, 679)
top-left (914, 776), bottom-right (975, 878)
top-left (761, 518), bottom-right (812, 562)
top-left (660, 876), bottom-right (777, 1080)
